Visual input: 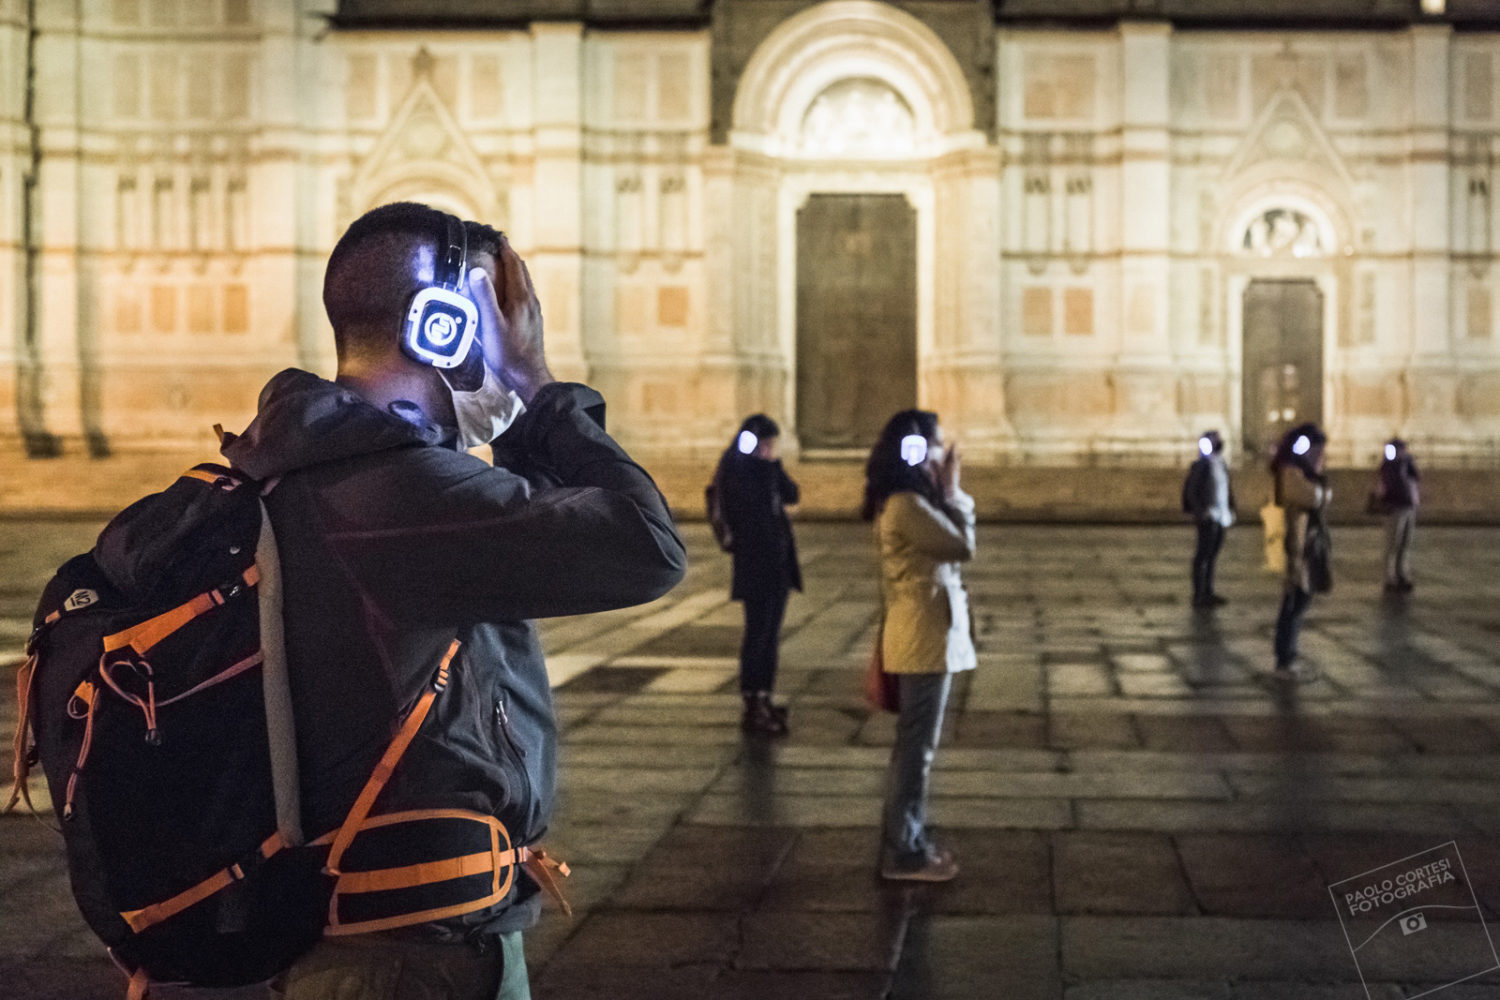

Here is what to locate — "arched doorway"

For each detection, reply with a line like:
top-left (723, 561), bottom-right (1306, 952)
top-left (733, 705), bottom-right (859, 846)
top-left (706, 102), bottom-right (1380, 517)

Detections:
top-left (1221, 189), bottom-right (1349, 462)
top-left (725, 0), bottom-right (984, 456)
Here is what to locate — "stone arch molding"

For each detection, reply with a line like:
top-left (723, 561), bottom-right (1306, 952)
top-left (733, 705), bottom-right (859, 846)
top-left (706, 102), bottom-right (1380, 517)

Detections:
top-left (1217, 172), bottom-right (1353, 261)
top-left (731, 0), bottom-right (977, 158)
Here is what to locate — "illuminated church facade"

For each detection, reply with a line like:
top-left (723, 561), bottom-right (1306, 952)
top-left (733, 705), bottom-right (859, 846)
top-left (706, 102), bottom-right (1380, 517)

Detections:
top-left (5, 0), bottom-right (1500, 466)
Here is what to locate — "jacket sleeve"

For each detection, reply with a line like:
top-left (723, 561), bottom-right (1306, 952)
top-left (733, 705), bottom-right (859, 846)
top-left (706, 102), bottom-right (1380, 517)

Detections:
top-left (777, 463), bottom-right (800, 506)
top-left (325, 383), bottom-right (687, 625)
top-left (887, 491), bottom-right (976, 563)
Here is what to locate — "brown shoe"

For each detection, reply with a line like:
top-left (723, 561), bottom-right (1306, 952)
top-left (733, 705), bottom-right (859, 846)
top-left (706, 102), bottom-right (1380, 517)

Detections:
top-left (881, 848), bottom-right (958, 882)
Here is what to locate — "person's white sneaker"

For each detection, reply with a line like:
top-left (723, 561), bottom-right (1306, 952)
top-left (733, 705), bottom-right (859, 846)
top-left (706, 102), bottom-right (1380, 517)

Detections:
top-left (1272, 661), bottom-right (1318, 683)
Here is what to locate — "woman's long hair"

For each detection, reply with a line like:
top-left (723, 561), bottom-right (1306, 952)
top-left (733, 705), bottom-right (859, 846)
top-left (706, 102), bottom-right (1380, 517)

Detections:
top-left (1270, 422), bottom-right (1327, 480)
top-left (861, 409), bottom-right (944, 522)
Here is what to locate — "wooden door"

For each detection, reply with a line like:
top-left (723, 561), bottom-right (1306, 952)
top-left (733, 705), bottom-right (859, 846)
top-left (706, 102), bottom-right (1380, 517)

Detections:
top-left (1241, 278), bottom-right (1324, 461)
top-left (795, 194), bottom-right (917, 452)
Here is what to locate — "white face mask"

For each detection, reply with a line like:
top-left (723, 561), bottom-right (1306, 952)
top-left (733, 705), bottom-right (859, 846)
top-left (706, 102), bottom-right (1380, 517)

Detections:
top-left (447, 364), bottom-right (524, 449)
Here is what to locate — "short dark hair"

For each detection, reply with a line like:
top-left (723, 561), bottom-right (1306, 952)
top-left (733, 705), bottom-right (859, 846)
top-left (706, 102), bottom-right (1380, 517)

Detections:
top-left (736, 414), bottom-right (779, 442)
top-left (323, 202), bottom-right (503, 362)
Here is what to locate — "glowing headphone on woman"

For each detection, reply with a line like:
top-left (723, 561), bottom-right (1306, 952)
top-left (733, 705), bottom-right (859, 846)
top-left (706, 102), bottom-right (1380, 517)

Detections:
top-left (401, 211), bottom-right (480, 374)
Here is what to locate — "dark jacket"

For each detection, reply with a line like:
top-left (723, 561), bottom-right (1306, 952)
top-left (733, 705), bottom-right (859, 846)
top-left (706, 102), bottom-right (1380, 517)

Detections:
top-left (1378, 455), bottom-right (1421, 509)
top-left (716, 451), bottom-right (801, 600)
top-left (221, 370), bottom-right (686, 937)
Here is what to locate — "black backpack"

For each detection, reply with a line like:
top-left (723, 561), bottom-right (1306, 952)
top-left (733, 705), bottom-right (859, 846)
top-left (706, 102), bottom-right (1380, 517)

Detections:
top-left (8, 464), bottom-right (324, 993)
top-left (8, 464), bottom-right (567, 997)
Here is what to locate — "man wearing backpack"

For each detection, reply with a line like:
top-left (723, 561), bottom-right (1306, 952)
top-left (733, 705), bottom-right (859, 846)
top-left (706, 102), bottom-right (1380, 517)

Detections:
top-left (221, 203), bottom-right (686, 998)
top-left (1182, 430), bottom-right (1236, 608)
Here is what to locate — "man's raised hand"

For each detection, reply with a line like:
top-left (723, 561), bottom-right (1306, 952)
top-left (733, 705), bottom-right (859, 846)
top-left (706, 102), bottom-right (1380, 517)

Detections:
top-left (468, 236), bottom-right (554, 405)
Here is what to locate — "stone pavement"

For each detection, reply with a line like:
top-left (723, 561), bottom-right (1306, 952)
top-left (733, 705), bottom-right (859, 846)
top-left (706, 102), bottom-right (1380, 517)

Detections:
top-left (4, 517), bottom-right (1500, 999)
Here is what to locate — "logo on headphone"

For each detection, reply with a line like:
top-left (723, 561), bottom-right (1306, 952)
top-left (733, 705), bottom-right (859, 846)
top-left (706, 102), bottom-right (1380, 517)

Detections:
top-left (425, 312), bottom-right (459, 347)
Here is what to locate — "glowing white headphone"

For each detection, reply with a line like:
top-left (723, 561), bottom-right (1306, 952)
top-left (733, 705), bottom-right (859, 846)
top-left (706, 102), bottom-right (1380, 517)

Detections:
top-left (401, 212), bottom-right (480, 373)
top-left (1384, 443), bottom-right (1397, 461)
top-left (737, 430), bottom-right (758, 455)
top-left (1292, 435), bottom-right (1311, 456)
top-left (900, 434), bottom-right (929, 467)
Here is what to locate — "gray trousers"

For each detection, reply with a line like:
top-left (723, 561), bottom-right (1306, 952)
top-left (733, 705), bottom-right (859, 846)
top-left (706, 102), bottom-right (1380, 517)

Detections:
top-left (272, 930), bottom-right (530, 1000)
top-left (882, 672), bottom-right (954, 859)
top-left (1385, 508), bottom-right (1416, 585)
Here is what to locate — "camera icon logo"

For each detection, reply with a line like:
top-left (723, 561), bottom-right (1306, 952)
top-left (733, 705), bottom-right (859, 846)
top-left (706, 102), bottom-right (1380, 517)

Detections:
top-left (1400, 912), bottom-right (1428, 936)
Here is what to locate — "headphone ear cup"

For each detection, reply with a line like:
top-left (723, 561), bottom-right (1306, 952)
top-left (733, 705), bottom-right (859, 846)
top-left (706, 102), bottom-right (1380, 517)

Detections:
top-left (403, 288), bottom-right (479, 369)
top-left (441, 344), bottom-right (486, 393)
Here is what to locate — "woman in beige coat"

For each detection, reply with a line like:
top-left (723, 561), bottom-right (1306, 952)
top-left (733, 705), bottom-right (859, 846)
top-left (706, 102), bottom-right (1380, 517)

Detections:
top-left (1271, 422), bottom-right (1330, 680)
top-left (862, 410), bottom-right (976, 882)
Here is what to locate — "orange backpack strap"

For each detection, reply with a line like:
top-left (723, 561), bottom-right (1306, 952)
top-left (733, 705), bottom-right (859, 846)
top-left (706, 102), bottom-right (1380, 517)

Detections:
top-left (319, 638), bottom-right (574, 934)
top-left (518, 846), bottom-right (573, 917)
top-left (323, 639), bottom-right (460, 879)
top-left (100, 566), bottom-right (259, 659)
top-left (4, 653), bottom-right (40, 814)
top-left (119, 831), bottom-right (289, 934)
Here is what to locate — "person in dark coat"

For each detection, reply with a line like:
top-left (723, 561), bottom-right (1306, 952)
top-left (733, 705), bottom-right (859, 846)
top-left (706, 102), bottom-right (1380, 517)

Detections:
top-left (715, 414), bottom-right (801, 734)
top-left (1374, 438), bottom-right (1421, 592)
top-left (1271, 422), bottom-right (1330, 681)
top-left (1183, 429), bottom-right (1236, 608)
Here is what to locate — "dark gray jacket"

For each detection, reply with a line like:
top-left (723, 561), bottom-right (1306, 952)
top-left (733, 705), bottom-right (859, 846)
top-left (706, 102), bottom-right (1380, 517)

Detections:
top-left (222, 370), bottom-right (686, 936)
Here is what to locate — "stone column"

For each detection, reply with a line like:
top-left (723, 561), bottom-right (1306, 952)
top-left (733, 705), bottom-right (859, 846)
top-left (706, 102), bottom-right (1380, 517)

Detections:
top-left (0, 3), bottom-right (37, 451)
top-left (25, 0), bottom-right (83, 452)
top-left (1406, 24), bottom-right (1458, 451)
top-left (699, 144), bottom-right (740, 450)
top-left (529, 22), bottom-right (587, 384)
top-left (1113, 21), bottom-right (1182, 456)
top-left (727, 151), bottom-right (783, 443)
top-left (279, 0), bottom-right (338, 378)
top-left (931, 146), bottom-right (1013, 461)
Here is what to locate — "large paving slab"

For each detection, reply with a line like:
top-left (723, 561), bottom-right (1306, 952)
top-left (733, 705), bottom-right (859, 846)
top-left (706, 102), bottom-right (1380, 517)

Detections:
top-left (2, 519), bottom-right (1500, 998)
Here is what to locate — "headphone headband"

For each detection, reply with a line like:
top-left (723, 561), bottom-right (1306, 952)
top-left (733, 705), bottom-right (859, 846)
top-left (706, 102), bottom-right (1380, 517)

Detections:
top-left (401, 208), bottom-right (479, 374)
top-left (436, 212), bottom-right (468, 291)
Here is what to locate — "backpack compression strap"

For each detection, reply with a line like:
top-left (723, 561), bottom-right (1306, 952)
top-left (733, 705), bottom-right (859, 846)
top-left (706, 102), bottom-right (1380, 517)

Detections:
top-left (323, 639), bottom-right (462, 880)
top-left (321, 639), bottom-right (572, 934)
top-left (119, 831), bottom-right (291, 934)
top-left (101, 566), bottom-right (260, 659)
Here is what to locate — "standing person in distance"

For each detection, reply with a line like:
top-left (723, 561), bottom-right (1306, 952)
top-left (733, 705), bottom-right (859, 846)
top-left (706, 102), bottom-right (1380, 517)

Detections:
top-left (1183, 430), bottom-right (1236, 608)
top-left (1373, 438), bottom-right (1421, 593)
top-left (863, 410), bottom-right (976, 882)
top-left (1270, 422), bottom-right (1330, 681)
top-left (715, 415), bottom-right (802, 735)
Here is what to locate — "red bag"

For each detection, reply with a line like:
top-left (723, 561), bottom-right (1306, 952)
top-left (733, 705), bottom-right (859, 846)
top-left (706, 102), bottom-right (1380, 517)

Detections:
top-left (862, 622), bottom-right (900, 713)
